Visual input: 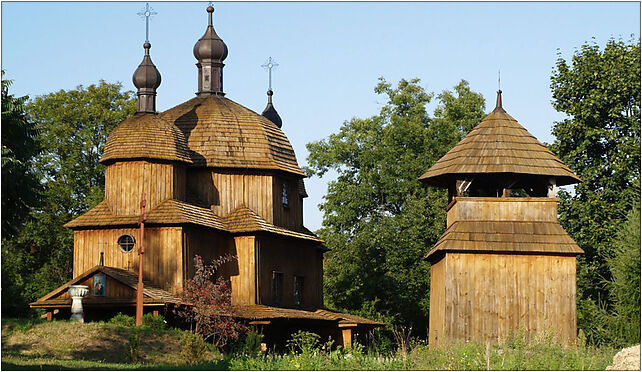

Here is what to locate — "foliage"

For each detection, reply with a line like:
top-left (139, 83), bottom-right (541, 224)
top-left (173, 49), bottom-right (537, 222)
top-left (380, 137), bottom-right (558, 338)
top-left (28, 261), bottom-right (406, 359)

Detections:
top-left (125, 331), bottom-right (142, 363)
top-left (1, 71), bottom-right (42, 240)
top-left (238, 327), bottom-right (264, 355)
top-left (142, 313), bottom-right (167, 332)
top-left (1, 81), bottom-right (136, 317)
top-left (287, 330), bottom-right (321, 354)
top-left (550, 38), bottom-right (641, 345)
top-left (305, 78), bottom-right (485, 334)
top-left (604, 195), bottom-right (641, 347)
top-left (109, 313), bottom-right (137, 328)
top-left (179, 254), bottom-right (248, 348)
top-left (179, 331), bottom-right (209, 365)
top-left (2, 317), bottom-right (617, 370)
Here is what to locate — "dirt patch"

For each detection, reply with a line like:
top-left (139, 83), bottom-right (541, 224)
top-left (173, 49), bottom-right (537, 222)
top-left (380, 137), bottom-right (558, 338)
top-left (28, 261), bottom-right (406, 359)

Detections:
top-left (606, 345), bottom-right (640, 371)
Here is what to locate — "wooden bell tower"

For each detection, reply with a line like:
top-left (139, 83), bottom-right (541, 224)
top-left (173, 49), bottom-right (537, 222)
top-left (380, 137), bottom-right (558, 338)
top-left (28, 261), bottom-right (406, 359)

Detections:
top-left (419, 91), bottom-right (583, 347)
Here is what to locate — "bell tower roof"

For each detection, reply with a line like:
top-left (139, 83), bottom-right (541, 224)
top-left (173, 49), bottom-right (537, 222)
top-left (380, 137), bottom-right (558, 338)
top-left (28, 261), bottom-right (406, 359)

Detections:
top-left (419, 91), bottom-right (581, 188)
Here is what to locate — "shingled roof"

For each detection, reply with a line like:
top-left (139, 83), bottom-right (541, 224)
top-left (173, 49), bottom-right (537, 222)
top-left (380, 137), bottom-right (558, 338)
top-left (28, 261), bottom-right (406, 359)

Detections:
top-left (100, 113), bottom-right (192, 165)
top-left (160, 95), bottom-right (305, 176)
top-left (425, 220), bottom-right (583, 261)
top-left (419, 92), bottom-right (580, 187)
top-left (64, 199), bottom-right (323, 243)
top-left (30, 265), bottom-right (181, 307)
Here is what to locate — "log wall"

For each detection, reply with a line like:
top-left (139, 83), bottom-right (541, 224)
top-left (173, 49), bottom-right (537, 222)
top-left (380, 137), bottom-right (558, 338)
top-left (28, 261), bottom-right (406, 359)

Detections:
top-left (257, 235), bottom-right (323, 308)
top-left (73, 227), bottom-right (184, 294)
top-left (272, 176), bottom-right (304, 230)
top-left (429, 252), bottom-right (577, 346)
top-left (447, 197), bottom-right (558, 228)
top-left (105, 161), bottom-right (186, 215)
top-left (187, 169), bottom-right (274, 222)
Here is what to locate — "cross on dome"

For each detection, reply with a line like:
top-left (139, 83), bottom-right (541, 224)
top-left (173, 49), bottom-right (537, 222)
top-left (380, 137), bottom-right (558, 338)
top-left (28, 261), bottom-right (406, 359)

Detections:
top-left (137, 3), bottom-right (157, 43)
top-left (262, 57), bottom-right (279, 91)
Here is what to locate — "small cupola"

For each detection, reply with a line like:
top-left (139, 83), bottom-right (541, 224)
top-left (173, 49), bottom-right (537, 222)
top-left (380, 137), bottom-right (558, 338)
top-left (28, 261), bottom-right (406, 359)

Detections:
top-left (132, 42), bottom-right (161, 113)
top-left (262, 90), bottom-right (282, 128)
top-left (193, 5), bottom-right (228, 96)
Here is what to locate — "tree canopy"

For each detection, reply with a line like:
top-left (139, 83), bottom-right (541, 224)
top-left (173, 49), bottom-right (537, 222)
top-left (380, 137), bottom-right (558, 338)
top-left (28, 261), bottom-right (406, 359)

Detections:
top-left (1, 71), bottom-right (42, 239)
top-left (550, 38), bottom-right (641, 346)
top-left (1, 81), bottom-right (136, 316)
top-left (306, 78), bottom-right (485, 333)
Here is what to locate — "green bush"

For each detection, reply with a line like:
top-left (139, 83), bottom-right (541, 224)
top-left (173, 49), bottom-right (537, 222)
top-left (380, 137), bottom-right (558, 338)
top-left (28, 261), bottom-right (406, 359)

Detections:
top-left (287, 330), bottom-right (320, 354)
top-left (180, 331), bottom-right (208, 365)
top-left (142, 313), bottom-right (166, 332)
top-left (108, 313), bottom-right (135, 328)
top-left (125, 331), bottom-right (141, 363)
top-left (238, 327), bottom-right (263, 355)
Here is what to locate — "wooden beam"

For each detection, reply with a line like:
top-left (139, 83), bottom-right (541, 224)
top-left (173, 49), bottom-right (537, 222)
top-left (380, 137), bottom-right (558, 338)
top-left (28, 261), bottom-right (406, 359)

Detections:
top-left (338, 323), bottom-right (358, 328)
top-left (249, 320), bottom-right (271, 325)
top-left (341, 328), bottom-right (352, 348)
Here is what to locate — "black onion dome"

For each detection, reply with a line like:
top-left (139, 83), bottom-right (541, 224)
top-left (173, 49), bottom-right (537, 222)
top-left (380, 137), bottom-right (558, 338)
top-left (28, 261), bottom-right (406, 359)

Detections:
top-left (193, 6), bottom-right (228, 62)
top-left (262, 90), bottom-right (282, 128)
top-left (132, 42), bottom-right (161, 90)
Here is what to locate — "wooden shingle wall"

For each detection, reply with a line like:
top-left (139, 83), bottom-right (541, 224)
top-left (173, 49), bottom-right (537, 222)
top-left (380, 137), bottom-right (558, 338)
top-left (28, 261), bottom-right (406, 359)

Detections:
top-left (429, 252), bottom-right (577, 347)
top-left (73, 227), bottom-right (183, 294)
top-left (105, 161), bottom-right (186, 215)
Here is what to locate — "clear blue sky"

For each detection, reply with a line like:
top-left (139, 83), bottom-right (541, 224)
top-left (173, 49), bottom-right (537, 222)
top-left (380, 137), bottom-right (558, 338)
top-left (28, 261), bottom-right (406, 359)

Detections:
top-left (2, 1), bottom-right (640, 230)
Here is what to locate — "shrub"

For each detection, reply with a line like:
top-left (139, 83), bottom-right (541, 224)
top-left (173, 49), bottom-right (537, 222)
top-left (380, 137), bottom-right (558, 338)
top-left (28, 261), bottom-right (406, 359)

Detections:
top-left (239, 327), bottom-right (263, 355)
top-left (125, 331), bottom-right (141, 363)
top-left (142, 313), bottom-right (166, 332)
top-left (287, 330), bottom-right (320, 354)
top-left (108, 313), bottom-right (135, 328)
top-left (178, 255), bottom-right (248, 349)
top-left (180, 331), bottom-right (208, 365)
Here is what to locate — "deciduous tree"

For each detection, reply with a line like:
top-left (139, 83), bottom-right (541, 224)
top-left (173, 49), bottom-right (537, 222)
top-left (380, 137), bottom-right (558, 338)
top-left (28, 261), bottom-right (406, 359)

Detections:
top-left (1, 81), bottom-right (136, 316)
top-left (550, 38), bottom-right (641, 345)
top-left (306, 78), bottom-right (485, 334)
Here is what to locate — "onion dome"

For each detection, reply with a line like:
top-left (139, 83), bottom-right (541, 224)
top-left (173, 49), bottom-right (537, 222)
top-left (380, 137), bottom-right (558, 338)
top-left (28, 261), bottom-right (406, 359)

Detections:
top-left (132, 42), bottom-right (161, 113)
top-left (160, 95), bottom-right (304, 176)
top-left (419, 90), bottom-right (581, 188)
top-left (100, 113), bottom-right (192, 165)
top-left (194, 6), bottom-right (227, 96)
top-left (261, 90), bottom-right (282, 128)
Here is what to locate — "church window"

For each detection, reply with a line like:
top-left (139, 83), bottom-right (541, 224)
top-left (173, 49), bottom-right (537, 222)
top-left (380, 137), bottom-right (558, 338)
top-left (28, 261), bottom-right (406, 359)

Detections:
top-left (117, 234), bottom-right (135, 253)
top-left (282, 183), bottom-right (289, 208)
top-left (272, 271), bottom-right (283, 306)
top-left (294, 276), bottom-right (304, 307)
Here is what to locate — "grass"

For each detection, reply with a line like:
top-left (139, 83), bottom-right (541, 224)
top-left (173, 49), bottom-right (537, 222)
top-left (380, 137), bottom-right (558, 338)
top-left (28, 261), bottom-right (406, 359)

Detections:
top-left (1, 318), bottom-right (619, 370)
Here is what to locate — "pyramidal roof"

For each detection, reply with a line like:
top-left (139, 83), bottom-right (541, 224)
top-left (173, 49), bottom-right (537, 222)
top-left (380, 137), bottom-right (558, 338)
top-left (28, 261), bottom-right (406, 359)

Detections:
top-left (419, 91), bottom-right (580, 187)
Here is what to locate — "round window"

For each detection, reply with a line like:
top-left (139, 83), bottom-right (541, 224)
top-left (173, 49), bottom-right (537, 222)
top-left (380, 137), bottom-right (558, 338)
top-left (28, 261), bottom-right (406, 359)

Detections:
top-left (117, 234), bottom-right (136, 253)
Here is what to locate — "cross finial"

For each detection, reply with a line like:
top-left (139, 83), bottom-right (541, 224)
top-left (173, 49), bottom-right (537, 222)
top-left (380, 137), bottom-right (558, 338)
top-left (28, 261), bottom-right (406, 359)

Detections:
top-left (498, 69), bottom-right (501, 91)
top-left (137, 3), bottom-right (157, 43)
top-left (261, 57), bottom-right (279, 91)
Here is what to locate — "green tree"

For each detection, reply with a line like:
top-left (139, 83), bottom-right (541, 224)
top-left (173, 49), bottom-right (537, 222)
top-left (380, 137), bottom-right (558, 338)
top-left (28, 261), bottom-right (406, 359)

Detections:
top-left (550, 38), bottom-right (641, 345)
top-left (606, 188), bottom-right (641, 347)
top-left (2, 81), bottom-right (136, 315)
top-left (1, 71), bottom-right (42, 239)
top-left (306, 78), bottom-right (485, 334)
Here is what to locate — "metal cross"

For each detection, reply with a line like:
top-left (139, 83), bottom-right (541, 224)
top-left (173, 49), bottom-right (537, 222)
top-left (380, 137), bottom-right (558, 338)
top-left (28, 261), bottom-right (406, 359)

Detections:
top-left (137, 3), bottom-right (157, 43)
top-left (261, 57), bottom-right (279, 91)
top-left (498, 69), bottom-right (501, 91)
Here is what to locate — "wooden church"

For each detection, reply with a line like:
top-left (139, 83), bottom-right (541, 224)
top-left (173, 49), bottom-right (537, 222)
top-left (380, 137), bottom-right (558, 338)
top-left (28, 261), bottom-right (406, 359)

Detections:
top-left (30, 6), bottom-right (380, 346)
top-left (420, 92), bottom-right (583, 346)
